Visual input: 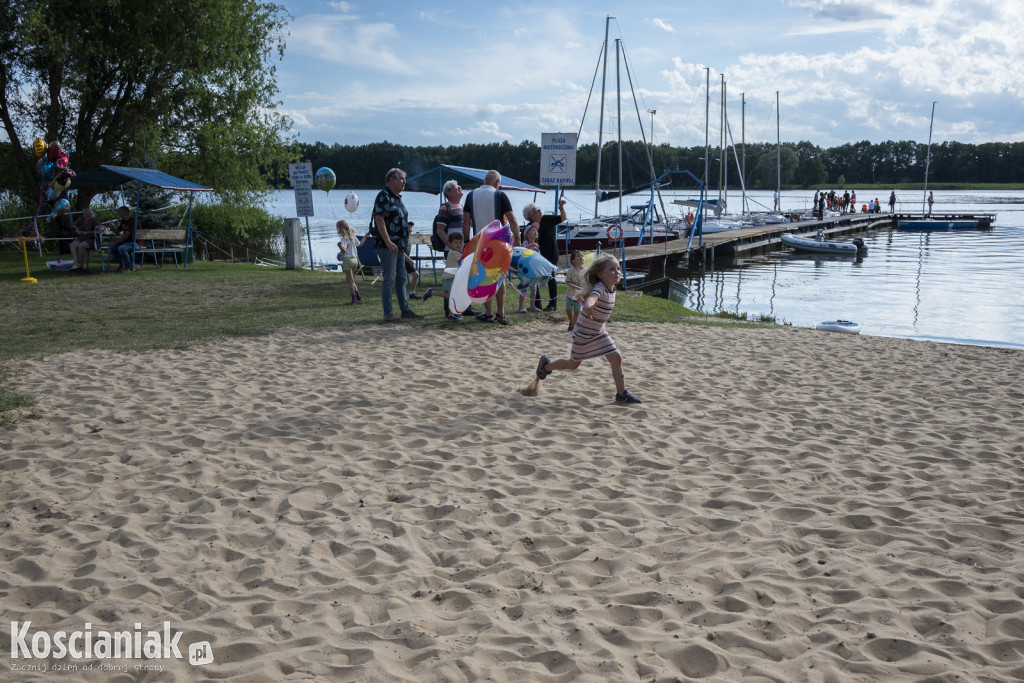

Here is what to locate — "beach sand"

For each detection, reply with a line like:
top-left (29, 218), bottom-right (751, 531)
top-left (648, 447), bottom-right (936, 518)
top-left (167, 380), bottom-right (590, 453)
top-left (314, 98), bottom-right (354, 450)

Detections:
top-left (2, 322), bottom-right (1023, 681)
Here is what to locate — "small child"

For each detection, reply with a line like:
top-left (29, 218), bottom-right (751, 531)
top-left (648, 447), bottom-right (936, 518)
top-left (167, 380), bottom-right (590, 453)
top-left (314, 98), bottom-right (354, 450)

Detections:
top-left (336, 219), bottom-right (363, 304)
top-left (421, 233), bottom-right (464, 320)
top-left (518, 224), bottom-right (542, 312)
top-left (564, 250), bottom-right (586, 332)
top-left (535, 254), bottom-right (641, 404)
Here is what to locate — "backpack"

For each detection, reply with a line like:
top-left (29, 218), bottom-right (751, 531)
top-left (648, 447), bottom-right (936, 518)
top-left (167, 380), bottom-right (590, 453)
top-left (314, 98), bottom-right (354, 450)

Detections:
top-left (430, 203), bottom-right (449, 252)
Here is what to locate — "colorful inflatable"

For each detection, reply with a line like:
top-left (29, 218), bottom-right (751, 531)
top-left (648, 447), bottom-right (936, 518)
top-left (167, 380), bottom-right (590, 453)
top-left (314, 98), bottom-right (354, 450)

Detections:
top-left (509, 246), bottom-right (555, 290)
top-left (450, 220), bottom-right (513, 314)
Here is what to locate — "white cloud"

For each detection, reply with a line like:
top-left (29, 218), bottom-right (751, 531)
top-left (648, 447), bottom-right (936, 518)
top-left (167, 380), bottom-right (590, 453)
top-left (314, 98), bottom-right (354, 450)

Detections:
top-left (651, 18), bottom-right (674, 33)
top-left (287, 13), bottom-right (407, 74)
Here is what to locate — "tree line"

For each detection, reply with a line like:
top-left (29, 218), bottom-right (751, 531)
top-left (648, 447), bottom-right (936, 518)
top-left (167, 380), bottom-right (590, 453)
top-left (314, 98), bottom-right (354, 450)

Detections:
top-left (293, 138), bottom-right (1024, 191)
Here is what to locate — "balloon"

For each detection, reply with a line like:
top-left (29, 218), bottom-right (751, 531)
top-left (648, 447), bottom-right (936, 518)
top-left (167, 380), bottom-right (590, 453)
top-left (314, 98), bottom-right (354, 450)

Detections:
top-left (46, 141), bottom-right (62, 161)
top-left (449, 220), bottom-right (513, 314)
top-left (42, 162), bottom-right (54, 182)
top-left (48, 198), bottom-right (70, 220)
top-left (344, 192), bottom-right (359, 212)
top-left (52, 176), bottom-right (71, 192)
top-left (56, 152), bottom-right (69, 168)
top-left (510, 247), bottom-right (556, 289)
top-left (33, 138), bottom-right (46, 158)
top-left (314, 167), bottom-right (336, 193)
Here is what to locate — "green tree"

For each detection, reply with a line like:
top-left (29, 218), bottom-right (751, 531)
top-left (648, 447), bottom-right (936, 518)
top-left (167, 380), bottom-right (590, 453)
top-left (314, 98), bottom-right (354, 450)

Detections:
top-left (0, 0), bottom-right (293, 207)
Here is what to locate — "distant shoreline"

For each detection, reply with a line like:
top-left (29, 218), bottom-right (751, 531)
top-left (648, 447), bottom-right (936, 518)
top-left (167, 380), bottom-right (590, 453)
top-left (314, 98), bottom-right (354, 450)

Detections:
top-left (265, 182), bottom-right (1024, 192)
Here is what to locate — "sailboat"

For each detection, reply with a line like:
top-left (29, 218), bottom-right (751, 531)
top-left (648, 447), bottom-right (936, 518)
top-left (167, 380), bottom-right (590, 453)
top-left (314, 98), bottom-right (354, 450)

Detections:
top-left (897, 103), bottom-right (979, 230)
top-left (556, 16), bottom-right (684, 253)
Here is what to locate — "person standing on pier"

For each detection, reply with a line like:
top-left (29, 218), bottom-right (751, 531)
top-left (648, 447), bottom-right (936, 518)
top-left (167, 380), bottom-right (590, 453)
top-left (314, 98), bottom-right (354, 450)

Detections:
top-left (927, 191), bottom-right (934, 216)
top-left (888, 190), bottom-right (897, 213)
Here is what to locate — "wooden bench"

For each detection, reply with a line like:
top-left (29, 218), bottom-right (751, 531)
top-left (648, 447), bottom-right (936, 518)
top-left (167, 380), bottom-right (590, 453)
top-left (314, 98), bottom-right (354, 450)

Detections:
top-left (133, 229), bottom-right (192, 268)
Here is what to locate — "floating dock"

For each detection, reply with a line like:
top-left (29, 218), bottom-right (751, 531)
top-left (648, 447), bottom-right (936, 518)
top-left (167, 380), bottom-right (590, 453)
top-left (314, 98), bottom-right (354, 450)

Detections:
top-left (621, 211), bottom-right (996, 271)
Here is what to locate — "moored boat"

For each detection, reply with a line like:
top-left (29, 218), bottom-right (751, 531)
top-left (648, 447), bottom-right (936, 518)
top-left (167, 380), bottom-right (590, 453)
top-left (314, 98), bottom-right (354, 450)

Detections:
top-left (780, 230), bottom-right (866, 255)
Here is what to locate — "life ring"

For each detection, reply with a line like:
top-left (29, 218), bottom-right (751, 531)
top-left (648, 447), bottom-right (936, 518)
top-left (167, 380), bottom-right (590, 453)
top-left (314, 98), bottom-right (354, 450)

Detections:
top-left (685, 212), bottom-right (694, 226)
top-left (606, 224), bottom-right (623, 242)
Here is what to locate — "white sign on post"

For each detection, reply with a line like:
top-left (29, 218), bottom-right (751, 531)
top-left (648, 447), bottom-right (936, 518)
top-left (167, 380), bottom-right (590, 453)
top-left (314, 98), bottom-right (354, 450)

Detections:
top-left (539, 133), bottom-right (577, 186)
top-left (293, 186), bottom-right (314, 217)
top-left (289, 162), bottom-right (313, 188)
top-left (290, 162), bottom-right (315, 217)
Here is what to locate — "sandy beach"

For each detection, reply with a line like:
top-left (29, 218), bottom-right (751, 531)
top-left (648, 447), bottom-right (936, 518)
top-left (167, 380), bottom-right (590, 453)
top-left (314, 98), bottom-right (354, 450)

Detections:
top-left (2, 321), bottom-right (1023, 681)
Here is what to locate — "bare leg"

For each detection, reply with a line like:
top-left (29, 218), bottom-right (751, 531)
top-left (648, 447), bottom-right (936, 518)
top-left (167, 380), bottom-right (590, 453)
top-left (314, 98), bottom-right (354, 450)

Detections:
top-left (605, 352), bottom-right (626, 394)
top-left (544, 358), bottom-right (581, 372)
top-left (495, 283), bottom-right (505, 317)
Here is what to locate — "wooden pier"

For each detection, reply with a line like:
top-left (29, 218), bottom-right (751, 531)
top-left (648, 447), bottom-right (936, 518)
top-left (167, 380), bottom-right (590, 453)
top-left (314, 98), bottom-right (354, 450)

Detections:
top-left (620, 210), bottom-right (994, 270)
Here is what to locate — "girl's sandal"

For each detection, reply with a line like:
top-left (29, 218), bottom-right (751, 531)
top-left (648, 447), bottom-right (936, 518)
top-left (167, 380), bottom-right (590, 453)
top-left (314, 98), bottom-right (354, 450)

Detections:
top-left (536, 355), bottom-right (551, 380)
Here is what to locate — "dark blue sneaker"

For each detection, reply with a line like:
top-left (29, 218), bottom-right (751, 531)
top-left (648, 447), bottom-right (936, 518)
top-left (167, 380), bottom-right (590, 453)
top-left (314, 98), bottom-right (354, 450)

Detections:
top-left (615, 390), bottom-right (642, 404)
top-left (536, 355), bottom-right (551, 380)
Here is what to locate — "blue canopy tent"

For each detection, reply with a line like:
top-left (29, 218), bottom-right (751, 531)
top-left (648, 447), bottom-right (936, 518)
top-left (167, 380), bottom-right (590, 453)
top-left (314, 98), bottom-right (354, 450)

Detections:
top-left (70, 165), bottom-right (213, 270)
top-left (404, 164), bottom-right (546, 195)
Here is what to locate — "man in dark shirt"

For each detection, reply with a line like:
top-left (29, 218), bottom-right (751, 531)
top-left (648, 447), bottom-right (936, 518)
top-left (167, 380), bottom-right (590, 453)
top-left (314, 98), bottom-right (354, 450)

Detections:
top-left (109, 205), bottom-right (139, 272)
top-left (372, 168), bottom-right (422, 321)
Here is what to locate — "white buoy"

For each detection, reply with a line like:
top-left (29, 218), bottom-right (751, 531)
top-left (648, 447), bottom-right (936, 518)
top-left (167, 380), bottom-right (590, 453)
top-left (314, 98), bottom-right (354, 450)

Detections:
top-left (344, 192), bottom-right (359, 213)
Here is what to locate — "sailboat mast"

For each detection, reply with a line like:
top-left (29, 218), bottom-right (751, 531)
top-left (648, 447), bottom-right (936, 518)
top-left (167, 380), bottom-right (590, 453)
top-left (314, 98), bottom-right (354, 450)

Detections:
top-left (723, 79), bottom-right (728, 215)
top-left (594, 15), bottom-right (611, 218)
top-left (776, 91), bottom-right (781, 210)
top-left (718, 74), bottom-right (724, 212)
top-left (923, 101), bottom-right (936, 215)
top-left (616, 39), bottom-right (623, 231)
top-left (741, 92), bottom-right (747, 216)
top-left (703, 67), bottom-right (709, 221)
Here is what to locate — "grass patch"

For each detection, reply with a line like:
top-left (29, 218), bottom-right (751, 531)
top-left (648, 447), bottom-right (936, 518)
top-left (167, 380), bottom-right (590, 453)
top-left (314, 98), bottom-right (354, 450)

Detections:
top-left (0, 251), bottom-right (743, 363)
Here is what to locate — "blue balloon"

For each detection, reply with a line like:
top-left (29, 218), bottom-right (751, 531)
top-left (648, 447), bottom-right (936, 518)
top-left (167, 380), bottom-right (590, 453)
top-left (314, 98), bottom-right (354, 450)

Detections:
top-left (510, 247), bottom-right (555, 287)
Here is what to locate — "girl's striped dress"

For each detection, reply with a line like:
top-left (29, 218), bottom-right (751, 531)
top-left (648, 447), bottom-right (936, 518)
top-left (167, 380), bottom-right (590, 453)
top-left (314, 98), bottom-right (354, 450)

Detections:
top-left (570, 281), bottom-right (618, 360)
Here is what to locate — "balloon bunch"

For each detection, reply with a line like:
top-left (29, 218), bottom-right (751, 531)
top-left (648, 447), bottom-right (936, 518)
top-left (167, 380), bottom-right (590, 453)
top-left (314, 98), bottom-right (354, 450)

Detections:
top-left (314, 166), bottom-right (360, 219)
top-left (33, 138), bottom-right (77, 220)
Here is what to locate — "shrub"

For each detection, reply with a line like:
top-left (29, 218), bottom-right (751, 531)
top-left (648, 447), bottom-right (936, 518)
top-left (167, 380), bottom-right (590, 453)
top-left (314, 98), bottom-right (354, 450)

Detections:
top-left (189, 202), bottom-right (283, 259)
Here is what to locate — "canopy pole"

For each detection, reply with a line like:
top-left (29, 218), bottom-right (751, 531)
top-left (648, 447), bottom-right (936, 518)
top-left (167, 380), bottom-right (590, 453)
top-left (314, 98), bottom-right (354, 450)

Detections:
top-left (305, 216), bottom-right (315, 271)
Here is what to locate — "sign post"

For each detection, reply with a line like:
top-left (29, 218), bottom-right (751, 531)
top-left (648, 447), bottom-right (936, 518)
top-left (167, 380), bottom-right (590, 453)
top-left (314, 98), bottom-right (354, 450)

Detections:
top-left (540, 132), bottom-right (578, 221)
top-left (289, 162), bottom-right (316, 271)
top-left (540, 132), bottom-right (577, 187)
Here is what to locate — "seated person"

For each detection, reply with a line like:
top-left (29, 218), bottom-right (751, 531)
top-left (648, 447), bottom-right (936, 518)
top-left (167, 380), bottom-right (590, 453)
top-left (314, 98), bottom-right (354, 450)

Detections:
top-left (109, 205), bottom-right (139, 272)
top-left (69, 208), bottom-right (100, 271)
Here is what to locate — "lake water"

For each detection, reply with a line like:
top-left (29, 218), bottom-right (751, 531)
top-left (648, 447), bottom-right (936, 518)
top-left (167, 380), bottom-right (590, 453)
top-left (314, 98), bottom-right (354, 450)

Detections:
top-left (265, 187), bottom-right (1024, 350)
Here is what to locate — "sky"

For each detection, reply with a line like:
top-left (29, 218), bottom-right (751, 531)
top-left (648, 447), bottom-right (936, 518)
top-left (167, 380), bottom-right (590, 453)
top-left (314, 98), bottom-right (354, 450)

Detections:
top-left (277, 0), bottom-right (1024, 150)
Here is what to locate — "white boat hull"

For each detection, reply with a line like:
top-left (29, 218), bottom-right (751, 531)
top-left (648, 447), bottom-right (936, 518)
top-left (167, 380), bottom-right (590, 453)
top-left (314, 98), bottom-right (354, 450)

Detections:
top-left (816, 320), bottom-right (861, 334)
